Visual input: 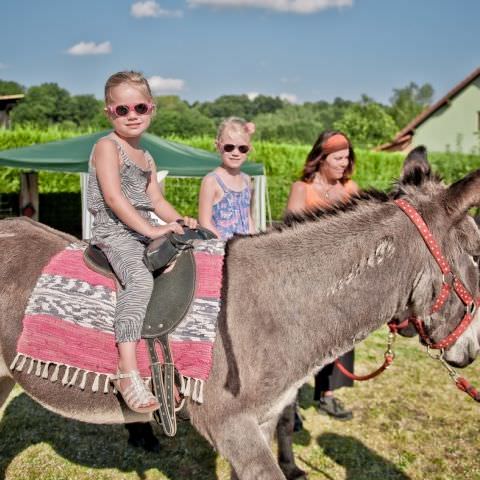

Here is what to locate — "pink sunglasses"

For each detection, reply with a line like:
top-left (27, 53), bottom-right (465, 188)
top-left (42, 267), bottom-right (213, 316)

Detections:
top-left (107, 103), bottom-right (155, 117)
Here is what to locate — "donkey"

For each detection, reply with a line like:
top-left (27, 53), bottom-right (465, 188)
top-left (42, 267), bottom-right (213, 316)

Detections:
top-left (1, 150), bottom-right (480, 480)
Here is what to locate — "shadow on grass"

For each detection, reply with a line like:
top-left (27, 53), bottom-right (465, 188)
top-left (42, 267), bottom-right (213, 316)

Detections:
top-left (0, 393), bottom-right (217, 480)
top-left (316, 432), bottom-right (410, 480)
top-left (297, 383), bottom-right (316, 410)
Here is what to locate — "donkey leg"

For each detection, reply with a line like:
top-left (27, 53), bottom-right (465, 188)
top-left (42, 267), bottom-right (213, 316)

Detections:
top-left (213, 414), bottom-right (287, 480)
top-left (0, 354), bottom-right (15, 409)
top-left (0, 377), bottom-right (15, 409)
top-left (277, 403), bottom-right (307, 480)
top-left (125, 422), bottom-right (160, 453)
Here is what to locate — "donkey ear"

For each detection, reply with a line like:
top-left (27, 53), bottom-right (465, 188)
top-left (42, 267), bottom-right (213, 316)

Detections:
top-left (444, 169), bottom-right (480, 222)
top-left (399, 146), bottom-right (432, 185)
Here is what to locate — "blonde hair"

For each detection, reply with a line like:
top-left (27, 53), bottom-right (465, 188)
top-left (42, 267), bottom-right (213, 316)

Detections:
top-left (216, 116), bottom-right (256, 142)
top-left (104, 71), bottom-right (153, 104)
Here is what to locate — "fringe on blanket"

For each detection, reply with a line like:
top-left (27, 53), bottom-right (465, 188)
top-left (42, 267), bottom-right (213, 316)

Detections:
top-left (9, 352), bottom-right (204, 403)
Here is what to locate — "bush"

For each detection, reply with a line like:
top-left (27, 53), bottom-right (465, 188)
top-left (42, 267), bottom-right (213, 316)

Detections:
top-left (1, 129), bottom-right (479, 222)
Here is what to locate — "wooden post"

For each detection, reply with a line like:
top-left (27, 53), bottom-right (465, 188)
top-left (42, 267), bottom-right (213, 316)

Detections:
top-left (19, 171), bottom-right (39, 221)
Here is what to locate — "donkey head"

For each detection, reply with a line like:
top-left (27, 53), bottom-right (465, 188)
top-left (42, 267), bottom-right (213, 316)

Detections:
top-left (393, 146), bottom-right (480, 367)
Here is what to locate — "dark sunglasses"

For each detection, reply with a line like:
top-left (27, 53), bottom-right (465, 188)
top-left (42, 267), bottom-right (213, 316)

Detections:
top-left (222, 144), bottom-right (250, 154)
top-left (107, 103), bottom-right (155, 117)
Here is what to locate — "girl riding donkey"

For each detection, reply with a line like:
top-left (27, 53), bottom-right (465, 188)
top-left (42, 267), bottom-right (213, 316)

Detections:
top-left (88, 70), bottom-right (197, 413)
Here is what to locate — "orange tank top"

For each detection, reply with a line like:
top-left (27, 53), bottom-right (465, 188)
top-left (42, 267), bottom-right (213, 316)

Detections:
top-left (304, 179), bottom-right (357, 210)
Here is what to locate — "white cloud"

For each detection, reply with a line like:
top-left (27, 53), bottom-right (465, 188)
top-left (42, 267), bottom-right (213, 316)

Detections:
top-left (187, 0), bottom-right (353, 14)
top-left (247, 92), bottom-right (260, 100)
top-left (131, 1), bottom-right (183, 18)
top-left (280, 92), bottom-right (298, 103)
top-left (148, 75), bottom-right (185, 94)
top-left (67, 41), bottom-right (111, 56)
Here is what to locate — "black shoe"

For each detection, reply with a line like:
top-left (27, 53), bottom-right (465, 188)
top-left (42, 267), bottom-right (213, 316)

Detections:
top-left (317, 396), bottom-right (353, 420)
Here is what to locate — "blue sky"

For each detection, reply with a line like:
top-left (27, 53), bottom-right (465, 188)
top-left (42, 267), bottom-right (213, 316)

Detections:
top-left (2, 0), bottom-right (479, 105)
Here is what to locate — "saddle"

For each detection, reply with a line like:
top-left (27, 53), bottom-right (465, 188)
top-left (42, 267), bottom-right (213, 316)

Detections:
top-left (83, 225), bottom-right (216, 436)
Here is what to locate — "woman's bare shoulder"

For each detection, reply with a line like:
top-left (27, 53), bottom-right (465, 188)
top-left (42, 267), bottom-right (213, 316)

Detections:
top-left (290, 180), bottom-right (307, 193)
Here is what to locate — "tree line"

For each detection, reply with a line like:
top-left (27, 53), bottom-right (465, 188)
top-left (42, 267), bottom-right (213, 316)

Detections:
top-left (0, 79), bottom-right (434, 148)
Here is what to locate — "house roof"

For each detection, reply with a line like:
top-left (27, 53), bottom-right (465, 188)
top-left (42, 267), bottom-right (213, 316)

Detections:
top-left (0, 94), bottom-right (24, 101)
top-left (377, 66), bottom-right (480, 151)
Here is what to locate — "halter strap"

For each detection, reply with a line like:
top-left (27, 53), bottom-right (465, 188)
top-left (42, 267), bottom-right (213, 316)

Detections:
top-left (394, 199), bottom-right (477, 350)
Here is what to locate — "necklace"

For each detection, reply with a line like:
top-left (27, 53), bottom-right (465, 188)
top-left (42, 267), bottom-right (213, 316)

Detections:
top-left (323, 183), bottom-right (336, 199)
top-left (314, 174), bottom-right (338, 199)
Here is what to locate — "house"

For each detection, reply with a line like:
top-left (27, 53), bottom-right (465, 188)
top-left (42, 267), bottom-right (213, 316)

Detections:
top-left (0, 94), bottom-right (24, 128)
top-left (378, 67), bottom-right (480, 153)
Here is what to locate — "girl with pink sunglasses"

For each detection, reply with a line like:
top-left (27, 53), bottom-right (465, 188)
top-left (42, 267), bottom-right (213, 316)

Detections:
top-left (198, 117), bottom-right (257, 240)
top-left (87, 71), bottom-right (197, 414)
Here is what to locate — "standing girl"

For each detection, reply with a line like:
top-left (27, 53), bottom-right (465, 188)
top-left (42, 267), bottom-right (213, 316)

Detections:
top-left (287, 130), bottom-right (359, 420)
top-left (88, 71), bottom-right (197, 413)
top-left (198, 117), bottom-right (256, 240)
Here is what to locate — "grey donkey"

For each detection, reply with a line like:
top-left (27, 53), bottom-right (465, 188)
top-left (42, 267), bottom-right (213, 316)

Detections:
top-left (1, 147), bottom-right (480, 480)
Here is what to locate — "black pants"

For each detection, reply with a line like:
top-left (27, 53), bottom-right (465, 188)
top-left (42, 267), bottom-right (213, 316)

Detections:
top-left (314, 349), bottom-right (354, 400)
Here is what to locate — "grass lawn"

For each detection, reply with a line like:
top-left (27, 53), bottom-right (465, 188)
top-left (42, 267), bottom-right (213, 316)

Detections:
top-left (1, 329), bottom-right (479, 480)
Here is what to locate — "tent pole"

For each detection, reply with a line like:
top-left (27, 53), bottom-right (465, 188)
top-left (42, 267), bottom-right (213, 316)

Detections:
top-left (80, 173), bottom-right (92, 240)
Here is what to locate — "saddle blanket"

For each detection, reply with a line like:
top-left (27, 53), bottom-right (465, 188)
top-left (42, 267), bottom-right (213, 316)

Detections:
top-left (10, 241), bottom-right (225, 403)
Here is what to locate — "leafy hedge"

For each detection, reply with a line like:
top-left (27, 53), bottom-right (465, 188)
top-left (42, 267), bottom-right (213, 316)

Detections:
top-left (1, 128), bottom-right (480, 220)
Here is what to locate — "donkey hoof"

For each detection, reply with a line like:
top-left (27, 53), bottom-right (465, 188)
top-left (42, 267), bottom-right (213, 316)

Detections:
top-left (280, 462), bottom-right (307, 480)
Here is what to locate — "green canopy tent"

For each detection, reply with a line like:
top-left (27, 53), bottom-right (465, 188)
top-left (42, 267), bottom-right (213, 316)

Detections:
top-left (0, 130), bottom-right (268, 238)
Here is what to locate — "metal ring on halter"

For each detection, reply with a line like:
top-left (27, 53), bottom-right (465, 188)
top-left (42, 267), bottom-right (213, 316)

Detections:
top-left (466, 301), bottom-right (477, 316)
top-left (426, 346), bottom-right (445, 359)
top-left (442, 271), bottom-right (455, 286)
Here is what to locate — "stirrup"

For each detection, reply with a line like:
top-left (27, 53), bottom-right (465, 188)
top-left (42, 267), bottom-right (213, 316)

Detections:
top-left (111, 370), bottom-right (159, 414)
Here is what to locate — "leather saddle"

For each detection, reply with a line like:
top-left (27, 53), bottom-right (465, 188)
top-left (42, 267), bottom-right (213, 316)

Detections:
top-left (83, 225), bottom-right (216, 436)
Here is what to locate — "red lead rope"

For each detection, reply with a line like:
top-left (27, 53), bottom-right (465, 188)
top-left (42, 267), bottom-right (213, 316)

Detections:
top-left (335, 329), bottom-right (397, 381)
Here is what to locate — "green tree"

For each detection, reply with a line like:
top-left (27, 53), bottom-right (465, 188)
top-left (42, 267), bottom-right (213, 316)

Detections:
top-left (389, 82), bottom-right (434, 129)
top-left (254, 104), bottom-right (324, 144)
top-left (150, 96), bottom-right (214, 137)
top-left (303, 97), bottom-right (353, 131)
top-left (334, 102), bottom-right (397, 148)
top-left (197, 95), bottom-right (254, 122)
top-left (0, 79), bottom-right (24, 96)
top-left (70, 95), bottom-right (104, 127)
top-left (10, 83), bottom-right (74, 127)
top-left (250, 95), bottom-right (284, 116)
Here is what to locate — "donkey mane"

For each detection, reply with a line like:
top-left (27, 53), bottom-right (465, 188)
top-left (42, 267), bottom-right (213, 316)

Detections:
top-left (281, 188), bottom-right (390, 228)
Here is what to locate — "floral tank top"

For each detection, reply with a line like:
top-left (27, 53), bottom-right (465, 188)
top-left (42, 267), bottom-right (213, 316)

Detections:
top-left (209, 172), bottom-right (251, 240)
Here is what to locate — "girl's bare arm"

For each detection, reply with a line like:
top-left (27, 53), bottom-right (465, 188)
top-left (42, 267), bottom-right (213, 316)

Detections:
top-left (198, 175), bottom-right (222, 239)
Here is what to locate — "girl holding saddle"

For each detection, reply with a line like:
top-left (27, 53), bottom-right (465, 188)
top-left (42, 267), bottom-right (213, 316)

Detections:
top-left (87, 71), bottom-right (197, 413)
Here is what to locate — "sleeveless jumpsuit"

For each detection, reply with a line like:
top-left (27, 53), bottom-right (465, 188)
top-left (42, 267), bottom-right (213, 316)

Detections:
top-left (87, 135), bottom-right (157, 343)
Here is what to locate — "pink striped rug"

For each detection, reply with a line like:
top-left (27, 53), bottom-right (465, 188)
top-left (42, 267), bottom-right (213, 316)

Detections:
top-left (10, 241), bottom-right (225, 403)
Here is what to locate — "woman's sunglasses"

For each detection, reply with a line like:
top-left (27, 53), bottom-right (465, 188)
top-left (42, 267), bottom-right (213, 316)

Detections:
top-left (107, 103), bottom-right (155, 117)
top-left (222, 144), bottom-right (250, 154)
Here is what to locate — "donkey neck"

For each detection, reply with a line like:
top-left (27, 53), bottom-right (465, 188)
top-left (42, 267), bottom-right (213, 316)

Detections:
top-left (225, 200), bottom-right (426, 374)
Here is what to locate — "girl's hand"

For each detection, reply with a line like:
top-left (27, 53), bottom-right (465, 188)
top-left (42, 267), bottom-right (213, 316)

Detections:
top-left (181, 216), bottom-right (198, 229)
top-left (148, 222), bottom-right (184, 239)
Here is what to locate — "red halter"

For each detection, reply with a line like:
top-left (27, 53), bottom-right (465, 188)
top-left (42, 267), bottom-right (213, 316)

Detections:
top-left (393, 198), bottom-right (478, 350)
top-left (336, 199), bottom-right (480, 402)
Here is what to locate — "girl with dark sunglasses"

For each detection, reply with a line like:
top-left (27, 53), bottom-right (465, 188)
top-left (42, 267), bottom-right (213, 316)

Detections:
top-left (87, 71), bottom-right (197, 414)
top-left (198, 117), bottom-right (257, 240)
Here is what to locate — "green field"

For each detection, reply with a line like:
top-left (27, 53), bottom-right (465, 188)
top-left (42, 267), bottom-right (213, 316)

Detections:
top-left (1, 328), bottom-right (479, 480)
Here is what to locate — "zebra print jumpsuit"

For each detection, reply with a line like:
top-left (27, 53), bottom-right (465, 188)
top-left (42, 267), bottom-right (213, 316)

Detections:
top-left (87, 135), bottom-right (157, 343)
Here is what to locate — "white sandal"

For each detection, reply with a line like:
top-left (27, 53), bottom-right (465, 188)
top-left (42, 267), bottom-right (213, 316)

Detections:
top-left (111, 370), bottom-right (159, 414)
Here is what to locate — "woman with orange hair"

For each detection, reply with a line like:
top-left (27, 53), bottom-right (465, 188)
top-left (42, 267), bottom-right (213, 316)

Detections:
top-left (286, 130), bottom-right (359, 421)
